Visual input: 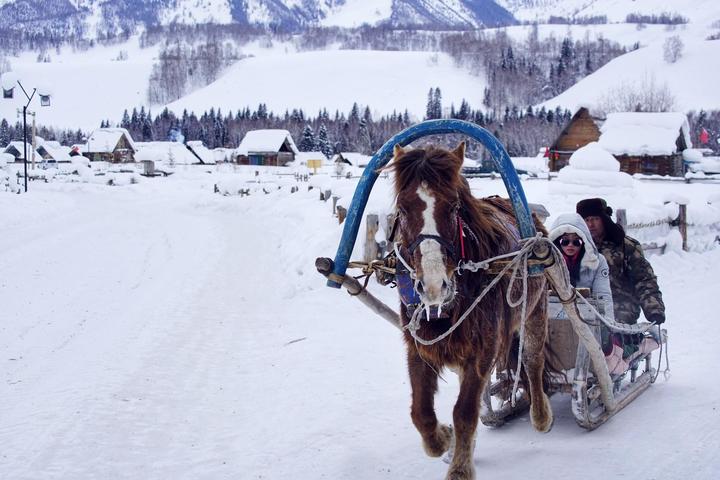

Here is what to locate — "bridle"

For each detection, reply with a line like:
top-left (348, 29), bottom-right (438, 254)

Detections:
top-left (396, 213), bottom-right (469, 276)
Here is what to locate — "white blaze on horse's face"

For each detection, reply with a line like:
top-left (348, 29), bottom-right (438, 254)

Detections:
top-left (416, 183), bottom-right (454, 306)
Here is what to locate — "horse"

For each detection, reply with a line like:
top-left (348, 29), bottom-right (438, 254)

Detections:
top-left (385, 142), bottom-right (553, 480)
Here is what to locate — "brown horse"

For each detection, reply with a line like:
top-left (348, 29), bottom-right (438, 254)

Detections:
top-left (386, 143), bottom-right (552, 480)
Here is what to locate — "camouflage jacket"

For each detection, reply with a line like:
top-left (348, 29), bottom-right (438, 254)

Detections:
top-left (597, 236), bottom-right (665, 324)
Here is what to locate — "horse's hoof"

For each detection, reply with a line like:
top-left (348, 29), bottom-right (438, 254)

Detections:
top-left (445, 463), bottom-right (475, 480)
top-left (531, 395), bottom-right (554, 433)
top-left (423, 424), bottom-right (453, 457)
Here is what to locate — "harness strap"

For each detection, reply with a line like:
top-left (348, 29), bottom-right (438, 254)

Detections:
top-left (407, 234), bottom-right (457, 261)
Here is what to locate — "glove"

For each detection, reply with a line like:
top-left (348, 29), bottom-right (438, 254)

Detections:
top-left (648, 313), bottom-right (665, 325)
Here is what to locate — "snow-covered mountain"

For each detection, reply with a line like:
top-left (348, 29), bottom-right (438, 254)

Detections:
top-left (497, 0), bottom-right (720, 27)
top-left (0, 0), bottom-right (516, 34)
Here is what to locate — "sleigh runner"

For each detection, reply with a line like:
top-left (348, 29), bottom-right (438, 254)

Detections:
top-left (316, 119), bottom-right (668, 480)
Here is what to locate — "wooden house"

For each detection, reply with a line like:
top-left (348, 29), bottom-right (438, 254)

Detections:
top-left (597, 112), bottom-right (690, 176)
top-left (84, 128), bottom-right (136, 163)
top-left (547, 107), bottom-right (602, 171)
top-left (234, 130), bottom-right (298, 166)
top-left (548, 108), bottom-right (691, 177)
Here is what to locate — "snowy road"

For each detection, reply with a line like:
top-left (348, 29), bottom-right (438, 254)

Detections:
top-left (1, 177), bottom-right (718, 479)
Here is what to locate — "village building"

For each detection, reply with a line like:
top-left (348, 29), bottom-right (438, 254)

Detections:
top-left (547, 107), bottom-right (691, 177)
top-left (331, 152), bottom-right (372, 168)
top-left (37, 141), bottom-right (73, 163)
top-left (3, 141), bottom-right (39, 162)
top-left (84, 128), bottom-right (136, 163)
top-left (233, 129), bottom-right (299, 166)
top-left (135, 141), bottom-right (215, 166)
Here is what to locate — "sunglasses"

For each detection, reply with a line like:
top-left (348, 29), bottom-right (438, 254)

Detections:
top-left (559, 238), bottom-right (583, 247)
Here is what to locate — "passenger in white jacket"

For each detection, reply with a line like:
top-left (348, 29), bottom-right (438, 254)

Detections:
top-left (549, 213), bottom-right (640, 375)
top-left (549, 212), bottom-right (615, 320)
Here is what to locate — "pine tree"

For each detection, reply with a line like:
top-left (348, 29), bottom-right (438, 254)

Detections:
top-left (425, 88), bottom-right (435, 119)
top-left (0, 118), bottom-right (9, 147)
top-left (317, 124), bottom-right (333, 157)
top-left (120, 110), bottom-right (130, 129)
top-left (433, 87), bottom-right (442, 119)
top-left (299, 125), bottom-right (316, 151)
top-left (349, 103), bottom-right (360, 123)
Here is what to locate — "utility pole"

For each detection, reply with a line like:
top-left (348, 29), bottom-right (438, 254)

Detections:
top-left (17, 81), bottom-right (36, 192)
top-left (31, 111), bottom-right (36, 169)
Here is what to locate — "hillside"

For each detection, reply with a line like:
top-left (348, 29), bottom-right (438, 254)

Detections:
top-left (540, 38), bottom-right (720, 114)
top-left (497, 0), bottom-right (720, 27)
top-left (164, 50), bottom-right (487, 125)
top-left (0, 0), bottom-right (516, 36)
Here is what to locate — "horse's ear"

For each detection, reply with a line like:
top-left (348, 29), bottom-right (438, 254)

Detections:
top-left (393, 144), bottom-right (405, 158)
top-left (452, 141), bottom-right (466, 161)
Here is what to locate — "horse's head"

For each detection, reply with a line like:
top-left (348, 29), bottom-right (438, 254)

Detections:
top-left (389, 142), bottom-right (467, 309)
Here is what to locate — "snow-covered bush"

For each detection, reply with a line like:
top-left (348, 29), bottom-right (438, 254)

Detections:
top-left (663, 35), bottom-right (684, 63)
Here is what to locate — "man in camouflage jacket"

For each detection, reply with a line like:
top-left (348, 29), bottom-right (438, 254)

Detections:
top-left (577, 198), bottom-right (666, 325)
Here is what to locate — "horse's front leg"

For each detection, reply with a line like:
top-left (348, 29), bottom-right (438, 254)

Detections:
top-left (407, 347), bottom-right (452, 457)
top-left (446, 356), bottom-right (488, 480)
top-left (523, 300), bottom-right (554, 433)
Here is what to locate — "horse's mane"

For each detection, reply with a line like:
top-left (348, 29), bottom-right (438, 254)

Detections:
top-left (384, 146), bottom-right (515, 261)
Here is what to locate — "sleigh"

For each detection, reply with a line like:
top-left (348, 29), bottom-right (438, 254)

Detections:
top-left (315, 118), bottom-right (668, 442)
top-left (480, 290), bottom-right (667, 430)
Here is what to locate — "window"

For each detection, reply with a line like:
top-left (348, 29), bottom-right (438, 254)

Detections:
top-left (3, 87), bottom-right (13, 99)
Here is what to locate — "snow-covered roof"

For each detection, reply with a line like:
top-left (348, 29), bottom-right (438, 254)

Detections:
top-left (213, 148), bottom-right (234, 163)
top-left (599, 112), bottom-right (691, 156)
top-left (86, 128), bottom-right (136, 154)
top-left (5, 141), bottom-right (37, 158)
top-left (135, 142), bottom-right (203, 165)
top-left (186, 141), bottom-right (215, 164)
top-left (235, 129), bottom-right (299, 156)
top-left (38, 143), bottom-right (72, 162)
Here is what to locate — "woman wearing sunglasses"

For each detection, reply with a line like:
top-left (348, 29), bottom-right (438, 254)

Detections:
top-left (549, 212), bottom-right (614, 302)
top-left (548, 213), bottom-right (627, 374)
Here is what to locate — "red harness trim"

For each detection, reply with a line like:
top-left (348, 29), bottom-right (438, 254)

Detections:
top-left (458, 216), bottom-right (466, 260)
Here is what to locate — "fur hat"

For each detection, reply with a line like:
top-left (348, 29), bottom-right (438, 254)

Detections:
top-left (576, 198), bottom-right (625, 245)
top-left (576, 198), bottom-right (613, 219)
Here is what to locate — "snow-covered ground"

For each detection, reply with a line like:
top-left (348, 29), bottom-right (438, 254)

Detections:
top-left (1, 167), bottom-right (718, 479)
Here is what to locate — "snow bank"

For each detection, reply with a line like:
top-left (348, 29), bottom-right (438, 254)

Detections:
top-left (552, 142), bottom-right (635, 196)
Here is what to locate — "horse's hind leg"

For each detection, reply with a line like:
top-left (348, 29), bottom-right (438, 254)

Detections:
top-left (407, 348), bottom-right (452, 457)
top-left (522, 299), bottom-right (553, 433)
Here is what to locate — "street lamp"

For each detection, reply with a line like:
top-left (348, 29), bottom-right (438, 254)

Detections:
top-left (17, 81), bottom-right (37, 193)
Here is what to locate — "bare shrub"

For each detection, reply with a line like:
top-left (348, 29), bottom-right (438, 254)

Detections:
top-left (663, 35), bottom-right (684, 63)
top-left (596, 74), bottom-right (677, 114)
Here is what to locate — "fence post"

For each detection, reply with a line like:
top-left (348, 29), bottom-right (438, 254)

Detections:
top-left (678, 203), bottom-right (688, 251)
top-left (364, 214), bottom-right (379, 262)
top-left (336, 206), bottom-right (347, 224)
top-left (332, 195), bottom-right (339, 214)
top-left (616, 209), bottom-right (627, 230)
